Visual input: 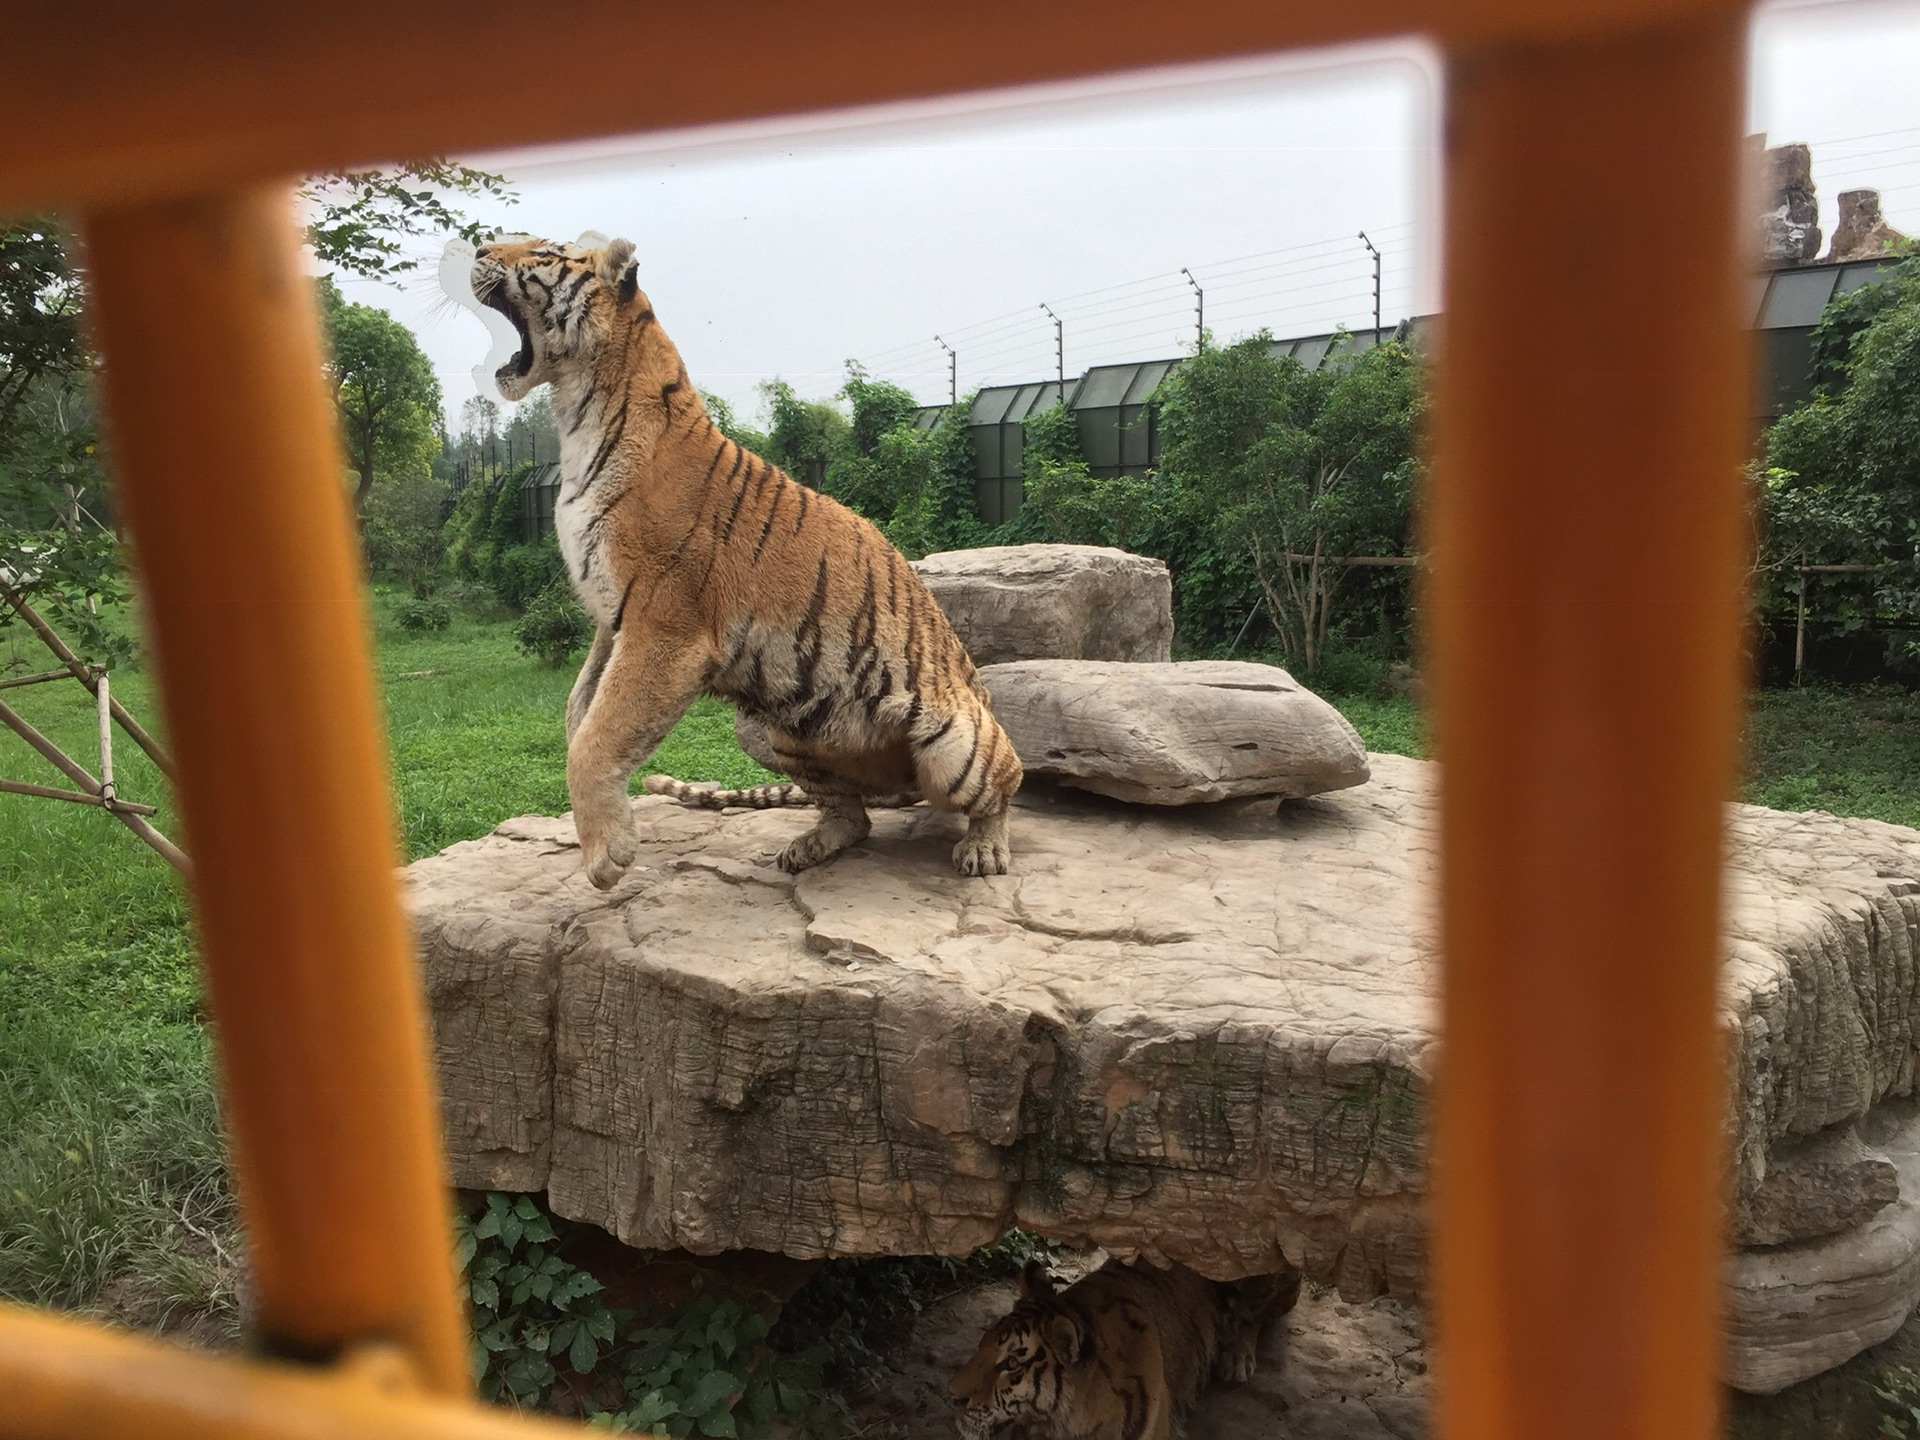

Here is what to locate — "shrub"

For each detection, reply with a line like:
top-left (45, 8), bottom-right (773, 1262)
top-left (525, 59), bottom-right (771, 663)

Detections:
top-left (493, 539), bottom-right (567, 614)
top-left (439, 578), bottom-right (513, 622)
top-left (515, 583), bottom-right (592, 667)
top-left (395, 595), bottom-right (452, 632)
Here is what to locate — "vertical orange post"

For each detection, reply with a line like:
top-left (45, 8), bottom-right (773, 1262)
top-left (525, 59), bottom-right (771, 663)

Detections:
top-left (1428, 16), bottom-right (1750, 1440)
top-left (81, 189), bottom-right (468, 1394)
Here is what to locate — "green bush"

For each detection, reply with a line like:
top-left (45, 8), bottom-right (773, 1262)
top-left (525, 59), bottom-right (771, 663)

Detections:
top-left (439, 578), bottom-right (513, 622)
top-left (457, 1192), bottom-right (844, 1435)
top-left (494, 539), bottom-right (567, 614)
top-left (395, 595), bottom-right (452, 632)
top-left (515, 583), bottom-right (592, 667)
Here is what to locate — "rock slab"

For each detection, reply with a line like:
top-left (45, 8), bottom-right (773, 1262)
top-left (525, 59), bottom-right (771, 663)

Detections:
top-left (1733, 1125), bottom-right (1899, 1248)
top-left (411, 759), bottom-right (1920, 1391)
top-left (911, 544), bottom-right (1172, 665)
top-left (980, 659), bottom-right (1371, 805)
top-left (1727, 1105), bottom-right (1920, 1394)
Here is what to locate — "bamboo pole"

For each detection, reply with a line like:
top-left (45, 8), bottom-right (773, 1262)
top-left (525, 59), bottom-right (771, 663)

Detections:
top-left (96, 668), bottom-right (115, 802)
top-left (82, 186), bottom-right (468, 1396)
top-left (0, 776), bottom-right (159, 815)
top-left (0, 578), bottom-right (177, 779)
top-left (0, 667), bottom-right (74, 691)
top-left (0, 695), bottom-right (188, 870)
top-left (1427, 17), bottom-right (1748, 1440)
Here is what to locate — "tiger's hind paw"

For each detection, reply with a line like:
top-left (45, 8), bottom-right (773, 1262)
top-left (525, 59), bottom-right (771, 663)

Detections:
top-left (775, 811), bottom-right (870, 873)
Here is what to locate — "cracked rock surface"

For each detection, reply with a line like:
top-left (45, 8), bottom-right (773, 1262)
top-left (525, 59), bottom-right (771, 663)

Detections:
top-left (411, 753), bottom-right (1920, 1383)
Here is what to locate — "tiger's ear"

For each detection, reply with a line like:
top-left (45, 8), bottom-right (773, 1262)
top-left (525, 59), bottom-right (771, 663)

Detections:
top-left (1042, 1310), bottom-right (1088, 1365)
top-left (595, 237), bottom-right (638, 304)
top-left (1019, 1261), bottom-right (1056, 1303)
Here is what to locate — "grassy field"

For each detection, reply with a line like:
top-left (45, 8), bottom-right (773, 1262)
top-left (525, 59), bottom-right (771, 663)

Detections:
top-left (3, 602), bottom-right (1918, 1338)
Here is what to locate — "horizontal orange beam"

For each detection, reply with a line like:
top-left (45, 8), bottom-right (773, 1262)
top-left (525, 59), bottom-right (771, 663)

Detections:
top-left (6, 0), bottom-right (1743, 212)
top-left (0, 1303), bottom-right (591, 1440)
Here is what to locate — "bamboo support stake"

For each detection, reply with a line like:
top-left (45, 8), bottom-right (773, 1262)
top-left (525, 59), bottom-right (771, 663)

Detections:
top-left (0, 776), bottom-right (159, 815)
top-left (82, 186), bottom-right (468, 1395)
top-left (0, 578), bottom-right (177, 779)
top-left (96, 668), bottom-right (115, 801)
top-left (1427, 17), bottom-right (1748, 1440)
top-left (0, 695), bottom-right (188, 870)
top-left (1796, 566), bottom-right (1808, 685)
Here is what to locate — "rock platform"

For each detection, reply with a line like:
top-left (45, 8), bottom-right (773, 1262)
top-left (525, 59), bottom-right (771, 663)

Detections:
top-left (410, 755), bottom-right (1920, 1392)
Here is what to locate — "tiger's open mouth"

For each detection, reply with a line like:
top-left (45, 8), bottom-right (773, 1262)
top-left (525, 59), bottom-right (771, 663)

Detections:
top-left (479, 284), bottom-right (534, 380)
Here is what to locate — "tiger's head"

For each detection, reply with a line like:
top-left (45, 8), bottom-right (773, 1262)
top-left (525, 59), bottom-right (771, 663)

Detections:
top-left (468, 234), bottom-right (645, 401)
top-left (949, 1263), bottom-right (1087, 1438)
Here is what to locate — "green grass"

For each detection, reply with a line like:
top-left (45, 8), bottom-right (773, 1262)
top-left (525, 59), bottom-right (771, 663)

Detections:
top-left (0, 593), bottom-right (771, 1329)
top-left (1742, 683), bottom-right (1920, 830)
top-left (4, 600), bottom-right (1917, 1341)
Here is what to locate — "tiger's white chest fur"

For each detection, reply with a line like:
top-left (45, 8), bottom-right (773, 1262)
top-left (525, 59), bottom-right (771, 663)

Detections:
top-left (552, 397), bottom-right (623, 627)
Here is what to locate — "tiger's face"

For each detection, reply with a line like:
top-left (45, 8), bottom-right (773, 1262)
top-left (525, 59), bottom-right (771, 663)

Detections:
top-left (949, 1264), bottom-right (1082, 1438)
top-left (468, 234), bottom-right (642, 400)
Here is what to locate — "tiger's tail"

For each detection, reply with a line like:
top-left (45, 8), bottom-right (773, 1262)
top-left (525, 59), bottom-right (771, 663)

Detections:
top-left (641, 775), bottom-right (921, 811)
top-left (642, 775), bottom-right (811, 809)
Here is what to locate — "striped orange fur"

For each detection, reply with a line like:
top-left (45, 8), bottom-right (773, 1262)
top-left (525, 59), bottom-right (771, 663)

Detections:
top-left (469, 235), bottom-right (1022, 888)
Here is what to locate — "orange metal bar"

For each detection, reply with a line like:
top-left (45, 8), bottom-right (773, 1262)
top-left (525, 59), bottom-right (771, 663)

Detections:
top-left (0, 0), bottom-right (1745, 213)
top-left (0, 1303), bottom-right (579, 1439)
top-left (1427, 16), bottom-right (1750, 1440)
top-left (77, 188), bottom-right (468, 1393)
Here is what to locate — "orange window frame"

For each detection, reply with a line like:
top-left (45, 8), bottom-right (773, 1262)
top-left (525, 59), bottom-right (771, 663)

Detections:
top-left (0, 5), bottom-right (1754, 1439)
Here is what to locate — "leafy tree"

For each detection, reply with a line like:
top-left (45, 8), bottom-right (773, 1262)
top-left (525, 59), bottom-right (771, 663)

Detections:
top-left (364, 472), bottom-right (453, 598)
top-left (300, 161), bottom-right (513, 282)
top-left (826, 368), bottom-right (926, 524)
top-left (1155, 333), bottom-right (1422, 671)
top-left (1014, 404), bottom-right (1161, 553)
top-left (757, 379), bottom-right (848, 488)
top-left (1763, 262), bottom-right (1920, 668)
top-left (703, 392), bottom-right (769, 455)
top-left (319, 278), bottom-right (443, 529)
top-left (0, 218), bottom-right (122, 658)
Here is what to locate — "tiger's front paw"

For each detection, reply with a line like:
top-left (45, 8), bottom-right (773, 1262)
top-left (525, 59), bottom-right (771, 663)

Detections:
top-left (1216, 1336), bottom-right (1260, 1384)
top-left (952, 833), bottom-right (1010, 877)
top-left (580, 820), bottom-right (638, 890)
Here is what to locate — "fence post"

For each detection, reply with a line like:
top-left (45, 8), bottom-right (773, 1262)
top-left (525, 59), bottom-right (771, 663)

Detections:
top-left (83, 187), bottom-right (468, 1393)
top-left (1428, 17), bottom-right (1748, 1440)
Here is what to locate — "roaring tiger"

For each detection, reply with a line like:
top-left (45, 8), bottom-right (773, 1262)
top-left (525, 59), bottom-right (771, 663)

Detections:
top-left (948, 1259), bottom-right (1300, 1440)
top-left (467, 235), bottom-right (1022, 888)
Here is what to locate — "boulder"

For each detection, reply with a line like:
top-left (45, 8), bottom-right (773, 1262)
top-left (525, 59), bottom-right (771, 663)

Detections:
top-left (910, 544), bottom-right (1172, 665)
top-left (1827, 190), bottom-right (1909, 264)
top-left (411, 757), bottom-right (1920, 1389)
top-left (1733, 1125), bottom-right (1899, 1248)
top-left (1757, 140), bottom-right (1822, 267)
top-left (1726, 1106), bottom-right (1920, 1395)
top-left (980, 659), bottom-right (1371, 805)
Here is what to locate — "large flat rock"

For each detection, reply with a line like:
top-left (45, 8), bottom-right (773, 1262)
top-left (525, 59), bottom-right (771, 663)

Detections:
top-left (979, 659), bottom-right (1371, 805)
top-left (411, 756), bottom-right (1920, 1379)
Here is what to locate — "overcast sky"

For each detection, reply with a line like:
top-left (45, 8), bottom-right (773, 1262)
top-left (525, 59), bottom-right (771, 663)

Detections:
top-left (335, 0), bottom-right (1920, 427)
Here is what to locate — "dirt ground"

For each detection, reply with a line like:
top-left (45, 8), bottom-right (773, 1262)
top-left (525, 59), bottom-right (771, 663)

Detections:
top-left (849, 1257), bottom-right (1429, 1440)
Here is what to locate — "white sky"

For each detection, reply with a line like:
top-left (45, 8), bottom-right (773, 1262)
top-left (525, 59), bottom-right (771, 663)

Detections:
top-left (335, 0), bottom-right (1920, 428)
